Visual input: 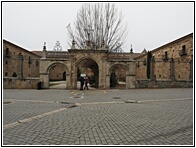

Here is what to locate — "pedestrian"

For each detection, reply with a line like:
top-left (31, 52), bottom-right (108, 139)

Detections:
top-left (80, 76), bottom-right (84, 90)
top-left (84, 77), bottom-right (89, 90)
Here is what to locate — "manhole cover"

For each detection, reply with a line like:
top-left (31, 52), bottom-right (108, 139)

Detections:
top-left (3, 102), bottom-right (12, 104)
top-left (125, 100), bottom-right (141, 103)
top-left (61, 102), bottom-right (70, 104)
top-left (74, 93), bottom-right (84, 96)
top-left (113, 97), bottom-right (121, 99)
top-left (73, 96), bottom-right (82, 98)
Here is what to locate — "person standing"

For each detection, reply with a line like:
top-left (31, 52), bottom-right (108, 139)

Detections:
top-left (84, 77), bottom-right (89, 90)
top-left (80, 76), bottom-right (84, 90)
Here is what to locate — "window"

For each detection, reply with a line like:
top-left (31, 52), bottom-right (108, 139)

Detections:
top-left (179, 45), bottom-right (187, 56)
top-left (5, 72), bottom-right (8, 76)
top-left (182, 45), bottom-right (186, 54)
top-left (6, 48), bottom-right (9, 55)
top-left (5, 48), bottom-right (10, 58)
top-left (5, 61), bottom-right (8, 65)
top-left (28, 56), bottom-right (32, 64)
top-left (163, 51), bottom-right (168, 61)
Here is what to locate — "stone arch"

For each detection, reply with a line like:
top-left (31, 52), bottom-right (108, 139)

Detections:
top-left (47, 62), bottom-right (69, 74)
top-left (76, 56), bottom-right (100, 68)
top-left (75, 57), bottom-right (100, 89)
top-left (109, 64), bottom-right (127, 88)
top-left (40, 61), bottom-right (70, 89)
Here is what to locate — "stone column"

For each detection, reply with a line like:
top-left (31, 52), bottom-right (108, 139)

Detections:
top-left (99, 58), bottom-right (107, 88)
top-left (66, 73), bottom-right (70, 89)
top-left (70, 57), bottom-right (77, 89)
top-left (105, 75), bottom-right (110, 89)
top-left (189, 58), bottom-right (193, 81)
top-left (18, 53), bottom-right (23, 79)
top-left (170, 58), bottom-right (175, 81)
top-left (126, 61), bottom-right (136, 88)
top-left (150, 56), bottom-right (155, 81)
top-left (39, 73), bottom-right (49, 88)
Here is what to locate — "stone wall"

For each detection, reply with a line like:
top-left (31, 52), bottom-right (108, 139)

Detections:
top-left (135, 33), bottom-right (193, 81)
top-left (3, 77), bottom-right (40, 89)
top-left (3, 40), bottom-right (41, 78)
top-left (136, 80), bottom-right (193, 88)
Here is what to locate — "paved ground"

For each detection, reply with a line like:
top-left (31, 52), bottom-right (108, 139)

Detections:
top-left (3, 88), bottom-right (194, 146)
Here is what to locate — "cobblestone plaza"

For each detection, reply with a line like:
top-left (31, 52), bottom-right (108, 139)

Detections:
top-left (3, 88), bottom-right (193, 146)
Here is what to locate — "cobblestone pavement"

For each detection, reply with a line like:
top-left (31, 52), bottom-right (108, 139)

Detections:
top-left (3, 88), bottom-right (193, 146)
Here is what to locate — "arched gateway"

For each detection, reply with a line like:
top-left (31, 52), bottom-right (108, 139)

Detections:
top-left (39, 41), bottom-right (136, 89)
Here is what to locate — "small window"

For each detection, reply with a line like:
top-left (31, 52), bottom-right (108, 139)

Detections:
top-left (163, 51), bottom-right (168, 61)
top-left (5, 61), bottom-right (8, 65)
top-left (6, 48), bottom-right (9, 55)
top-left (182, 45), bottom-right (186, 54)
top-left (179, 45), bottom-right (187, 56)
top-left (5, 48), bottom-right (11, 58)
top-left (5, 72), bottom-right (8, 76)
top-left (28, 56), bottom-right (32, 64)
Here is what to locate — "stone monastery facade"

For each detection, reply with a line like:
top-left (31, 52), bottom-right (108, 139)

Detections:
top-left (3, 33), bottom-right (193, 89)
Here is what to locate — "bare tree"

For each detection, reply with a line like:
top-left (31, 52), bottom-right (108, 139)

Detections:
top-left (67, 3), bottom-right (127, 52)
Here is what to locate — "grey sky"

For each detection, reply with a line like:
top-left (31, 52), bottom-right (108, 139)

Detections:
top-left (2, 2), bottom-right (194, 53)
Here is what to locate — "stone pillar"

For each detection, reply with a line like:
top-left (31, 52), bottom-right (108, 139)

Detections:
top-left (189, 58), bottom-right (193, 81)
top-left (150, 56), bottom-right (155, 81)
top-left (126, 61), bottom-right (136, 88)
top-left (18, 53), bottom-right (23, 79)
top-left (39, 73), bottom-right (49, 88)
top-left (66, 73), bottom-right (70, 89)
top-left (170, 58), bottom-right (175, 81)
top-left (99, 58), bottom-right (107, 88)
top-left (70, 57), bottom-right (77, 89)
top-left (105, 75), bottom-right (110, 89)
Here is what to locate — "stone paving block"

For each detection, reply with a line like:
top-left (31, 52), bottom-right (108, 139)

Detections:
top-left (3, 89), bottom-right (193, 145)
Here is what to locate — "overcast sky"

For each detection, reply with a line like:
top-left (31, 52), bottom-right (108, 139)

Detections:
top-left (2, 2), bottom-right (194, 53)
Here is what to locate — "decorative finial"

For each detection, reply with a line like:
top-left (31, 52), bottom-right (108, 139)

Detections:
top-left (130, 44), bottom-right (133, 53)
top-left (53, 41), bottom-right (62, 51)
top-left (101, 39), bottom-right (105, 48)
top-left (43, 42), bottom-right (46, 51)
top-left (71, 38), bottom-right (76, 49)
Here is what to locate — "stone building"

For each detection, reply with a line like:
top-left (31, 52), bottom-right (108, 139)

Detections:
top-left (39, 40), bottom-right (138, 89)
top-left (3, 40), bottom-right (41, 78)
top-left (135, 33), bottom-right (193, 81)
top-left (3, 33), bottom-right (193, 89)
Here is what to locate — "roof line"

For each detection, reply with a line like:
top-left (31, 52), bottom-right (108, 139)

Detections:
top-left (134, 32), bottom-right (193, 59)
top-left (3, 39), bottom-right (42, 58)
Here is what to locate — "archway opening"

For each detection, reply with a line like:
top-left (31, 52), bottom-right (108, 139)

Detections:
top-left (110, 65), bottom-right (126, 89)
top-left (49, 64), bottom-right (67, 89)
top-left (77, 58), bottom-right (99, 89)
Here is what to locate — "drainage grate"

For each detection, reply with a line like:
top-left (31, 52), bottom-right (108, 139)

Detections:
top-left (113, 97), bottom-right (121, 99)
top-left (3, 102), bottom-right (12, 104)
